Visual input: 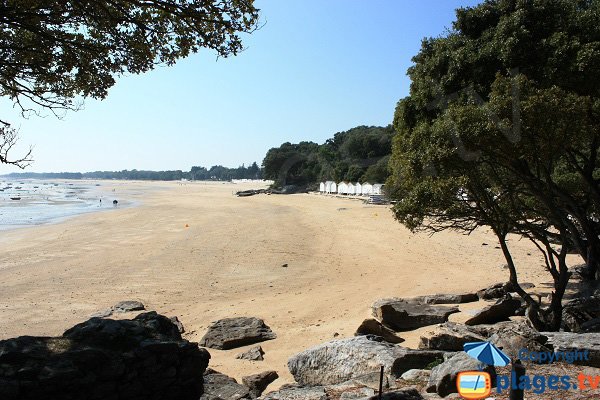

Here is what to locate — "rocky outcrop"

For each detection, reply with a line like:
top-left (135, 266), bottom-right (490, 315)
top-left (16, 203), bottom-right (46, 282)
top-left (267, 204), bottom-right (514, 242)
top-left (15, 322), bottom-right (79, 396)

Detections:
top-left (366, 389), bottom-right (423, 400)
top-left (562, 295), bottom-right (600, 332)
top-left (372, 299), bottom-right (459, 331)
top-left (418, 322), bottom-right (486, 351)
top-left (90, 300), bottom-right (146, 318)
top-left (0, 312), bottom-right (209, 400)
top-left (464, 295), bottom-right (521, 325)
top-left (426, 352), bottom-right (496, 397)
top-left (287, 336), bottom-right (447, 386)
top-left (412, 293), bottom-right (478, 305)
top-left (477, 282), bottom-right (534, 300)
top-left (259, 385), bottom-right (327, 400)
top-left (355, 319), bottom-right (405, 344)
top-left (200, 369), bottom-right (251, 399)
top-left (543, 332), bottom-right (600, 367)
top-left (236, 346), bottom-right (265, 361)
top-left (400, 369), bottom-right (431, 382)
top-left (199, 317), bottom-right (276, 350)
top-left (242, 371), bottom-right (279, 398)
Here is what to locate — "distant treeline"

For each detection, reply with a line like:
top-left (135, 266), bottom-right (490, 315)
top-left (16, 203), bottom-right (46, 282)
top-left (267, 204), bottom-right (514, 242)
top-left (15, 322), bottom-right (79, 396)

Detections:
top-left (261, 125), bottom-right (394, 187)
top-left (3, 163), bottom-right (263, 181)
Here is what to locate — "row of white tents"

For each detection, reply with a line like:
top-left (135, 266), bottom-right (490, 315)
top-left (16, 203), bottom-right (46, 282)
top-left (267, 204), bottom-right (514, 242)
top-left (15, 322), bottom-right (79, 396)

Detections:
top-left (319, 181), bottom-right (384, 195)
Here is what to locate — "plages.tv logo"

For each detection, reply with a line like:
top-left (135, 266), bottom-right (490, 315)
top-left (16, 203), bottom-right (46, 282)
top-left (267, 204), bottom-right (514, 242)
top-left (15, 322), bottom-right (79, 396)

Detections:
top-left (456, 341), bottom-right (510, 400)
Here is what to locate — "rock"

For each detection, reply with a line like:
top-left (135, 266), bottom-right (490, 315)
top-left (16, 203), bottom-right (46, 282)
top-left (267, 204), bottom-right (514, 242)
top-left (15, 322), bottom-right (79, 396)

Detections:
top-left (287, 336), bottom-right (447, 386)
top-left (464, 295), bottom-right (521, 325)
top-left (236, 345), bottom-right (265, 361)
top-left (259, 385), bottom-right (327, 400)
top-left (416, 293), bottom-right (478, 305)
top-left (477, 282), bottom-right (535, 300)
top-left (401, 369), bottom-right (431, 382)
top-left (339, 387), bottom-right (375, 399)
top-left (366, 388), bottom-right (424, 399)
top-left (242, 371), bottom-right (279, 398)
top-left (372, 299), bottom-right (459, 331)
top-left (355, 319), bottom-right (405, 344)
top-left (0, 312), bottom-right (209, 400)
top-left (201, 369), bottom-right (251, 399)
top-left (562, 295), bottom-right (600, 332)
top-left (426, 352), bottom-right (496, 397)
top-left (418, 322), bottom-right (486, 351)
top-left (542, 332), bottom-right (600, 367)
top-left (486, 321), bottom-right (550, 359)
top-left (113, 300), bottom-right (145, 312)
top-left (200, 317), bottom-right (276, 350)
top-left (170, 316), bottom-right (185, 333)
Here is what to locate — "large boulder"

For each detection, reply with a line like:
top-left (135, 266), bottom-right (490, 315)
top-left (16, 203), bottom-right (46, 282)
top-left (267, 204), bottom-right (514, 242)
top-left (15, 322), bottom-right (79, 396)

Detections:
top-left (413, 293), bottom-right (478, 305)
top-left (287, 336), bottom-right (447, 386)
top-left (242, 371), bottom-right (279, 398)
top-left (426, 352), bottom-right (496, 397)
top-left (0, 312), bottom-right (210, 400)
top-left (542, 332), bottom-right (600, 367)
top-left (200, 369), bottom-right (251, 400)
top-left (200, 317), bottom-right (276, 350)
top-left (464, 295), bottom-right (521, 325)
top-left (418, 322), bottom-right (486, 351)
top-left (562, 295), bottom-right (600, 332)
top-left (355, 319), bottom-right (405, 344)
top-left (372, 299), bottom-right (459, 331)
top-left (486, 320), bottom-right (550, 359)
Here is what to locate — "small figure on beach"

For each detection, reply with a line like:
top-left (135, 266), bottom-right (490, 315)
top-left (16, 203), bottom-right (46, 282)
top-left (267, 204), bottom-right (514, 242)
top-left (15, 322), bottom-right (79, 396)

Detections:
top-left (113, 200), bottom-right (118, 206)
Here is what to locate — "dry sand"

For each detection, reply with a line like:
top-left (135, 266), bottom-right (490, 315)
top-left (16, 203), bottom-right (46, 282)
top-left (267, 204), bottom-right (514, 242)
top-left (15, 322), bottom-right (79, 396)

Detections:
top-left (0, 181), bottom-right (582, 390)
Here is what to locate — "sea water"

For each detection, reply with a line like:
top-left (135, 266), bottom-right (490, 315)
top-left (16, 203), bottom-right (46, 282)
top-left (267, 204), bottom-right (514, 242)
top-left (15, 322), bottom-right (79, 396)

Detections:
top-left (0, 180), bottom-right (122, 230)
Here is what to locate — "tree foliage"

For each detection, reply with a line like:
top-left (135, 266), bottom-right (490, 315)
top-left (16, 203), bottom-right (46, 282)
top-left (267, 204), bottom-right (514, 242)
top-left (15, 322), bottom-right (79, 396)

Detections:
top-left (0, 0), bottom-right (260, 166)
top-left (262, 125), bottom-right (394, 187)
top-left (387, 0), bottom-right (600, 330)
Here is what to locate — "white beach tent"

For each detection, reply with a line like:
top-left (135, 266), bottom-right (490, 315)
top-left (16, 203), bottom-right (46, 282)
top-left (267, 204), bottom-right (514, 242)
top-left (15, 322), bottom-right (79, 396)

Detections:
top-left (355, 182), bottom-right (362, 195)
top-left (325, 181), bottom-right (336, 194)
top-left (373, 183), bottom-right (384, 195)
top-left (330, 181), bottom-right (337, 193)
top-left (319, 182), bottom-right (325, 193)
top-left (347, 182), bottom-right (356, 195)
top-left (361, 182), bottom-right (373, 195)
top-left (337, 182), bottom-right (348, 195)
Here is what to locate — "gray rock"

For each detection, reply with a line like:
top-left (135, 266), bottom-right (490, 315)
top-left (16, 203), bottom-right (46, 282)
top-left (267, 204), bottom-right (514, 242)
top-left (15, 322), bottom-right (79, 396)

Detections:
top-left (543, 332), bottom-right (600, 367)
top-left (417, 293), bottom-right (478, 305)
top-left (236, 345), bottom-right (265, 361)
top-left (339, 387), bottom-right (375, 399)
top-left (372, 299), bottom-right (459, 331)
top-left (0, 312), bottom-right (209, 400)
top-left (562, 295), bottom-right (600, 332)
top-left (287, 336), bottom-right (447, 386)
top-left (401, 369), bottom-right (431, 382)
top-left (200, 317), bottom-right (276, 350)
top-left (113, 300), bottom-right (145, 312)
top-left (366, 388), bottom-right (424, 399)
top-left (426, 352), bottom-right (496, 397)
top-left (477, 282), bottom-right (535, 300)
top-left (242, 371), bottom-right (279, 398)
top-left (201, 369), bottom-right (252, 399)
top-left (259, 385), bottom-right (327, 400)
top-left (464, 295), bottom-right (521, 325)
top-left (486, 320), bottom-right (550, 359)
top-left (170, 316), bottom-right (185, 333)
top-left (418, 322), bottom-right (486, 351)
top-left (355, 319), bottom-right (405, 344)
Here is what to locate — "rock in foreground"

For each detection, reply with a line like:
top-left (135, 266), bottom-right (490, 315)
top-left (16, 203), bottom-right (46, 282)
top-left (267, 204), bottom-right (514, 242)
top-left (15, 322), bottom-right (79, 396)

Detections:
top-left (464, 295), bottom-right (521, 325)
top-left (200, 317), bottom-right (276, 350)
top-left (426, 352), bottom-right (496, 397)
top-left (287, 336), bottom-right (447, 386)
top-left (0, 312), bottom-right (209, 400)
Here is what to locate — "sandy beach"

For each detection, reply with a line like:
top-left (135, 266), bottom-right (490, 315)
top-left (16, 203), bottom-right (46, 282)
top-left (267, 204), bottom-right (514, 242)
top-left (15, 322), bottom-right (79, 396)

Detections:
top-left (0, 181), bottom-right (581, 389)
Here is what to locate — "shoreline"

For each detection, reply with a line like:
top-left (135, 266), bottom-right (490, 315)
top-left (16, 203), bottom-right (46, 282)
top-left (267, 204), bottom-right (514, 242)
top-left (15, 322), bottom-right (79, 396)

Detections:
top-left (0, 181), bottom-right (581, 387)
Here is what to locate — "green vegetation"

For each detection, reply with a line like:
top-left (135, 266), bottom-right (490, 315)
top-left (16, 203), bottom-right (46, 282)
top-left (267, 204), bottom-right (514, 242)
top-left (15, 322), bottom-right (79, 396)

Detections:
top-left (387, 0), bottom-right (600, 330)
top-left (3, 162), bottom-right (263, 181)
top-left (262, 125), bottom-right (395, 187)
top-left (0, 0), bottom-right (260, 167)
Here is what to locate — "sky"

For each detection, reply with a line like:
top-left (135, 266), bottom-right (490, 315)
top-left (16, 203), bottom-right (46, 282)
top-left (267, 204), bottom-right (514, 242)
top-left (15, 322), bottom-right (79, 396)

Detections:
top-left (0, 0), bottom-right (483, 174)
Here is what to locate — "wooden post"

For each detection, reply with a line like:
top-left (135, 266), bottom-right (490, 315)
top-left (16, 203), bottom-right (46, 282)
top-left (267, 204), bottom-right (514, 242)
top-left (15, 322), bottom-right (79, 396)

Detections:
top-left (379, 365), bottom-right (384, 399)
top-left (510, 360), bottom-right (525, 400)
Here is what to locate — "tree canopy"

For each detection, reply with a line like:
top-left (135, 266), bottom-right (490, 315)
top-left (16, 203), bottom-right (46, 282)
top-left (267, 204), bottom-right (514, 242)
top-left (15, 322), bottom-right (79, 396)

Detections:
top-left (262, 125), bottom-right (395, 188)
top-left (387, 0), bottom-right (600, 330)
top-left (0, 0), bottom-right (260, 166)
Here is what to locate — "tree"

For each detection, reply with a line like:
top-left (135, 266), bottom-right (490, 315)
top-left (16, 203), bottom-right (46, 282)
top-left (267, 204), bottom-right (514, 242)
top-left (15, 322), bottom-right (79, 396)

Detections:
top-left (387, 0), bottom-right (600, 330)
top-left (0, 0), bottom-right (260, 166)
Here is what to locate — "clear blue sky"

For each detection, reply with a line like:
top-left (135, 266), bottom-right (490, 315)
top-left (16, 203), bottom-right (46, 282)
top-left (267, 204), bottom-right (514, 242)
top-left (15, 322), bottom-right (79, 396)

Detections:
top-left (1, 0), bottom-right (482, 174)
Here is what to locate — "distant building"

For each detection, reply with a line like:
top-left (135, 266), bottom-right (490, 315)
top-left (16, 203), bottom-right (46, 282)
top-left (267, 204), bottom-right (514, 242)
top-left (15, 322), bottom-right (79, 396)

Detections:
top-left (361, 182), bottom-right (373, 195)
top-left (355, 182), bottom-right (362, 195)
top-left (373, 183), bottom-right (384, 195)
top-left (337, 182), bottom-right (348, 195)
top-left (347, 182), bottom-right (356, 195)
top-left (319, 182), bottom-right (325, 193)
